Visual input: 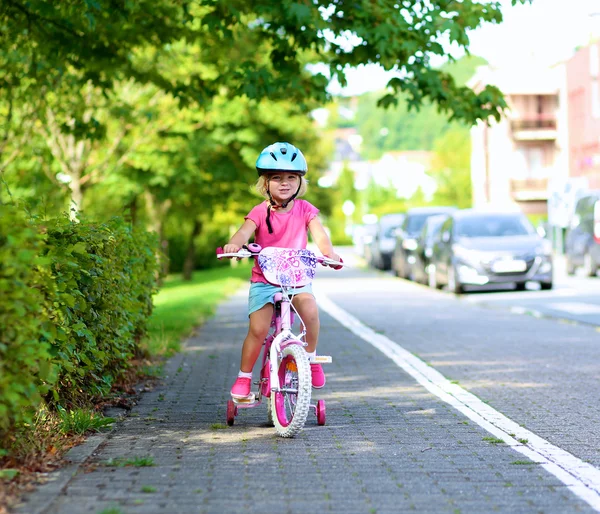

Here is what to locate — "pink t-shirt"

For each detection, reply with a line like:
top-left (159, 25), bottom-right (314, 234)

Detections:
top-left (245, 199), bottom-right (319, 283)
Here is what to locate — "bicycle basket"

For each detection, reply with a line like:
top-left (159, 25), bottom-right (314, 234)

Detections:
top-left (257, 247), bottom-right (318, 287)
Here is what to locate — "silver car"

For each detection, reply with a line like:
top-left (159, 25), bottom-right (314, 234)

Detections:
top-left (430, 209), bottom-right (553, 294)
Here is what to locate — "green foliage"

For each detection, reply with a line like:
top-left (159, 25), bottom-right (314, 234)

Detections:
top-left (0, 205), bottom-right (56, 433)
top-left (103, 456), bottom-right (155, 468)
top-left (430, 126), bottom-right (473, 208)
top-left (0, 205), bottom-right (159, 447)
top-left (144, 266), bottom-right (249, 356)
top-left (3, 1), bottom-right (520, 125)
top-left (58, 408), bottom-right (115, 435)
top-left (354, 56), bottom-right (488, 160)
top-left (42, 215), bottom-right (159, 406)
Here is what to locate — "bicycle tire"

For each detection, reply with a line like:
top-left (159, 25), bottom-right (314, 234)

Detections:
top-left (271, 344), bottom-right (311, 437)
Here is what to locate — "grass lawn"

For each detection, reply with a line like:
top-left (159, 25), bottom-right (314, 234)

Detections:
top-left (144, 264), bottom-right (250, 356)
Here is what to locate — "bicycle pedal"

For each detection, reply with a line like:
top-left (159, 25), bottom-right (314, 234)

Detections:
top-left (232, 393), bottom-right (255, 404)
top-left (313, 355), bottom-right (332, 364)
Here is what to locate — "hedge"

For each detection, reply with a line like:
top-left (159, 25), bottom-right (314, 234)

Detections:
top-left (0, 207), bottom-right (55, 433)
top-left (0, 205), bottom-right (159, 441)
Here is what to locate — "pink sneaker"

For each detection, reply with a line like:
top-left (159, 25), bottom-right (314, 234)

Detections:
top-left (310, 363), bottom-right (326, 389)
top-left (230, 377), bottom-right (252, 399)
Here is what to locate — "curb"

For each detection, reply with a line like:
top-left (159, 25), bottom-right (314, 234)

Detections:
top-left (12, 434), bottom-right (108, 514)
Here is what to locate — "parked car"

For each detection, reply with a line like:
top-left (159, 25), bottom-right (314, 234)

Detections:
top-left (429, 209), bottom-right (553, 294)
top-left (391, 206), bottom-right (457, 279)
top-left (369, 213), bottom-right (406, 270)
top-left (565, 190), bottom-right (600, 277)
top-left (353, 223), bottom-right (378, 260)
top-left (411, 214), bottom-right (450, 285)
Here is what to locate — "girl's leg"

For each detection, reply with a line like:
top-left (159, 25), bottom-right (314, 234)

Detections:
top-left (292, 293), bottom-right (325, 388)
top-left (239, 303), bottom-right (273, 372)
top-left (292, 293), bottom-right (320, 353)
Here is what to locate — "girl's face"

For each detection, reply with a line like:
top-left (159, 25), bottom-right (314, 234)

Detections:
top-left (268, 173), bottom-right (300, 203)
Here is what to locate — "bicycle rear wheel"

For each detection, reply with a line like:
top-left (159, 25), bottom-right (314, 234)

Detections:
top-left (271, 344), bottom-right (311, 437)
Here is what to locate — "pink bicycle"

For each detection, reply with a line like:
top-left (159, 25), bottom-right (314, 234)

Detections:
top-left (216, 244), bottom-right (343, 437)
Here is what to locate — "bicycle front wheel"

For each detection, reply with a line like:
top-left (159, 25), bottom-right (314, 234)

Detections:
top-left (271, 344), bottom-right (311, 438)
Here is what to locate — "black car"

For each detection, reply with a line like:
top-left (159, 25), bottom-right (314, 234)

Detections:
top-left (391, 206), bottom-right (457, 279)
top-left (429, 209), bottom-right (553, 294)
top-left (565, 191), bottom-right (600, 277)
top-left (411, 214), bottom-right (450, 285)
top-left (369, 213), bottom-right (406, 270)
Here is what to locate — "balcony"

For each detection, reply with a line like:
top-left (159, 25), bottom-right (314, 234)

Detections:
top-left (509, 178), bottom-right (549, 201)
top-left (510, 114), bottom-right (557, 140)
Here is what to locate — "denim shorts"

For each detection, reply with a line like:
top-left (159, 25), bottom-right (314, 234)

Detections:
top-left (248, 282), bottom-right (314, 316)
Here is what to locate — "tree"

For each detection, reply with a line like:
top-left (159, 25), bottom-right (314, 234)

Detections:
top-left (353, 55), bottom-right (489, 159)
top-left (430, 127), bottom-right (473, 208)
top-left (2, 0), bottom-right (528, 125)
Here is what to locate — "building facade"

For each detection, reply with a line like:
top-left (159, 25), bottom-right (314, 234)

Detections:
top-left (469, 64), bottom-right (568, 218)
top-left (566, 41), bottom-right (600, 190)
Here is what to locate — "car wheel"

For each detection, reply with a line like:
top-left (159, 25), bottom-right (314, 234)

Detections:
top-left (583, 252), bottom-right (599, 277)
top-left (447, 266), bottom-right (464, 295)
top-left (540, 281), bottom-right (553, 290)
top-left (515, 282), bottom-right (526, 291)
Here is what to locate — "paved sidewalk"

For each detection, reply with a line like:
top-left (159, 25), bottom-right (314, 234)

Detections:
top-left (15, 282), bottom-right (594, 514)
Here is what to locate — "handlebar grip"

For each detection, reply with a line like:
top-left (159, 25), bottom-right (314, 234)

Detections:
top-left (331, 256), bottom-right (343, 270)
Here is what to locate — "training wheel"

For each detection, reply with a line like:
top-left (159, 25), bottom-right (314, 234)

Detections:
top-left (316, 399), bottom-right (326, 426)
top-left (226, 400), bottom-right (236, 426)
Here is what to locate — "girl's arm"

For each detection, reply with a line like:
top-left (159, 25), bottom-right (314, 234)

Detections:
top-left (223, 219), bottom-right (257, 253)
top-left (308, 217), bottom-right (341, 262)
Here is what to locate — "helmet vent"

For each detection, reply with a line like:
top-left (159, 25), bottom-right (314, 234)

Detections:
top-left (270, 152), bottom-right (277, 161)
top-left (291, 152), bottom-right (297, 162)
top-left (280, 147), bottom-right (287, 154)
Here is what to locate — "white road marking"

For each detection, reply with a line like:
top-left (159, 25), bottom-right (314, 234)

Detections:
top-left (548, 302), bottom-right (600, 315)
top-left (317, 293), bottom-right (600, 512)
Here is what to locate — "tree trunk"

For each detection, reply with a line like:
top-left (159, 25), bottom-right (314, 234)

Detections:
top-left (144, 189), bottom-right (172, 285)
top-left (183, 218), bottom-right (202, 281)
top-left (126, 195), bottom-right (138, 225)
top-left (69, 173), bottom-right (83, 221)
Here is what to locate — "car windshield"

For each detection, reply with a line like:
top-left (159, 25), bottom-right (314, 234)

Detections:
top-left (407, 214), bottom-right (433, 233)
top-left (425, 218), bottom-right (446, 242)
top-left (455, 215), bottom-right (535, 238)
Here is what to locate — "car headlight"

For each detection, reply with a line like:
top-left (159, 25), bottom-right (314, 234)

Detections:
top-left (402, 238), bottom-right (418, 251)
top-left (452, 244), bottom-right (481, 265)
top-left (535, 240), bottom-right (553, 257)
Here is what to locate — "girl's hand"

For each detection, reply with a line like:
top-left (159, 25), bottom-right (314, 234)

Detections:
top-left (223, 244), bottom-right (241, 254)
top-left (326, 252), bottom-right (343, 270)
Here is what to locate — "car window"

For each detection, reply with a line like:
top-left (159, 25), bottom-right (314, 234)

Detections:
top-left (407, 214), bottom-right (432, 233)
top-left (383, 225), bottom-right (400, 238)
top-left (455, 215), bottom-right (535, 237)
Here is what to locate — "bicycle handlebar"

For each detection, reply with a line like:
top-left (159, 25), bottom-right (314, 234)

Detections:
top-left (216, 245), bottom-right (345, 269)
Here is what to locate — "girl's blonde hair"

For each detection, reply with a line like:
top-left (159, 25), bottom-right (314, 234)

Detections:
top-left (255, 174), bottom-right (308, 199)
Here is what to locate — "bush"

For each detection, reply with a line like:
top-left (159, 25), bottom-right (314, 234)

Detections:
top-left (42, 215), bottom-right (159, 406)
top-left (0, 207), bottom-right (159, 445)
top-left (0, 205), bottom-right (56, 433)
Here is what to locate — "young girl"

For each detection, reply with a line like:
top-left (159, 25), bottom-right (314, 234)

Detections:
top-left (223, 142), bottom-right (341, 399)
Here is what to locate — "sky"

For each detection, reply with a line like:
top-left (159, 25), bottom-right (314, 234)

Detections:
top-left (331, 0), bottom-right (600, 96)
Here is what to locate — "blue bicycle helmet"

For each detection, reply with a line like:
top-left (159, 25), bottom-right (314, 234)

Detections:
top-left (255, 142), bottom-right (307, 176)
